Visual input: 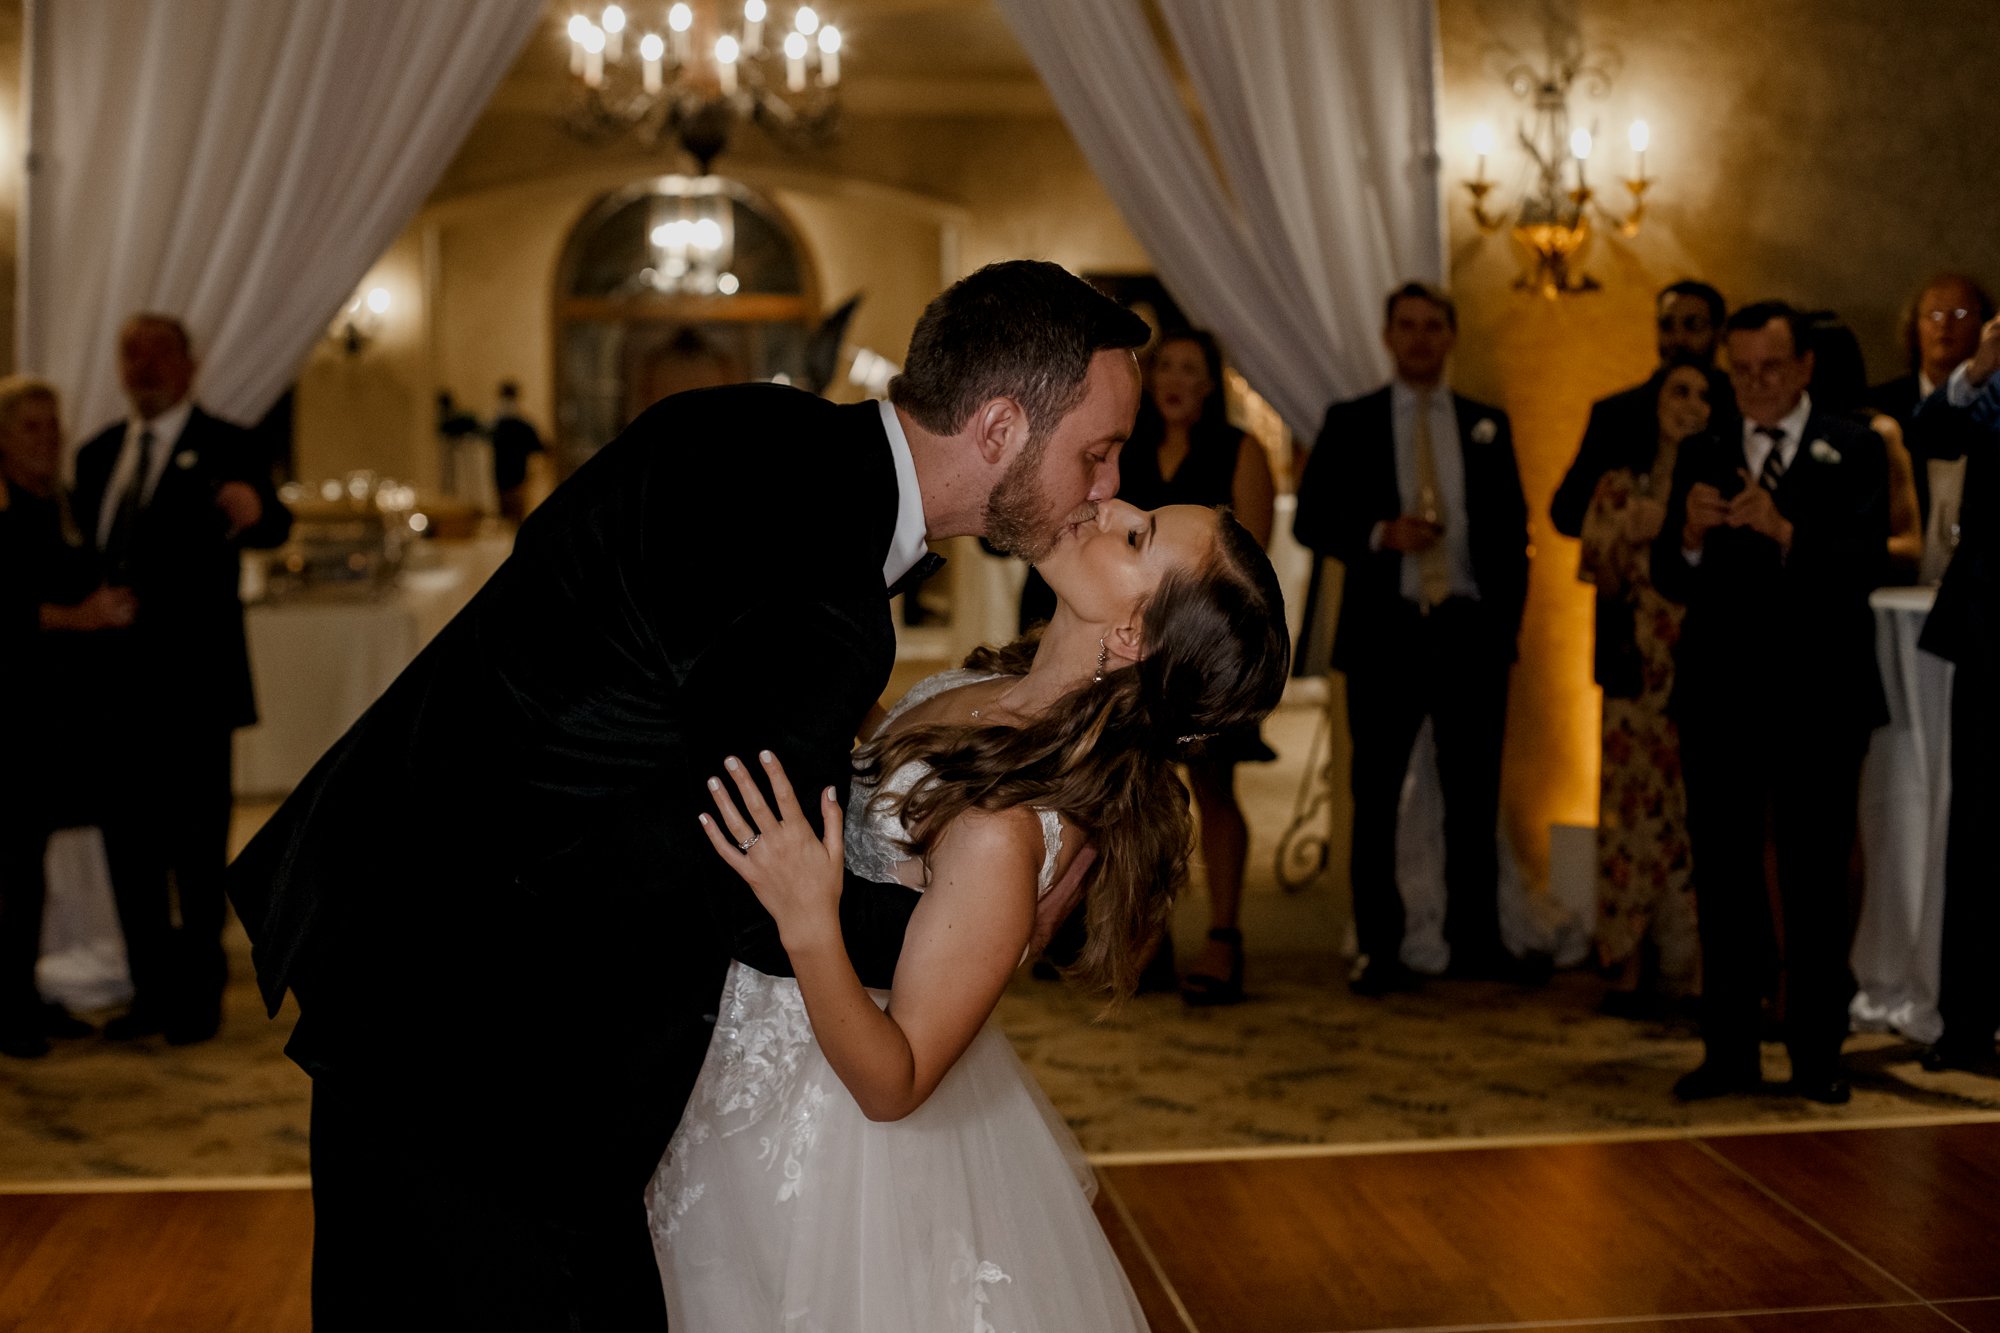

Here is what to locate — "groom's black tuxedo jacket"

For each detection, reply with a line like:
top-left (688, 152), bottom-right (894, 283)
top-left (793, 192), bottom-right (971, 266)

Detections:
top-left (227, 383), bottom-right (922, 1179)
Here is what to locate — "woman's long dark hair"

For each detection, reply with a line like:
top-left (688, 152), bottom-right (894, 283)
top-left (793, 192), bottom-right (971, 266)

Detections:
top-left (855, 510), bottom-right (1290, 999)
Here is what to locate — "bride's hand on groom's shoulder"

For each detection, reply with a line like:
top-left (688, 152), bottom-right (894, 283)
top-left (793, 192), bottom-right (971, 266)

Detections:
top-left (699, 751), bottom-right (846, 952)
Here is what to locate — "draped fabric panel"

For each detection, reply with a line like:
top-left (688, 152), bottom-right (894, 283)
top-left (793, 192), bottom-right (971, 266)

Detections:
top-left (992, 0), bottom-right (1443, 437)
top-left (21, 0), bottom-right (542, 440)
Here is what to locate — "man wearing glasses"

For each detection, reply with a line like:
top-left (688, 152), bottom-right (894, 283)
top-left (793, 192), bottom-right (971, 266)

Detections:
top-left (1870, 274), bottom-right (1994, 580)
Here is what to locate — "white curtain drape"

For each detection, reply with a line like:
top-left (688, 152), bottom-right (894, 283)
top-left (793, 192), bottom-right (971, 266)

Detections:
top-left (992, 0), bottom-right (1442, 437)
top-left (21, 0), bottom-right (542, 439)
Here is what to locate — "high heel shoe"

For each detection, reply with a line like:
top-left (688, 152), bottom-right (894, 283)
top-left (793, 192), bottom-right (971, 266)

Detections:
top-left (1180, 927), bottom-right (1244, 1006)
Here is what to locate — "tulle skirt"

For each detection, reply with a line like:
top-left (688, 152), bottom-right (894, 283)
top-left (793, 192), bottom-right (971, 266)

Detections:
top-left (648, 964), bottom-right (1148, 1332)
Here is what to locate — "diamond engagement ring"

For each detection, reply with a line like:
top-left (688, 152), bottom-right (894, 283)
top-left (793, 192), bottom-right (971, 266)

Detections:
top-left (737, 835), bottom-right (760, 853)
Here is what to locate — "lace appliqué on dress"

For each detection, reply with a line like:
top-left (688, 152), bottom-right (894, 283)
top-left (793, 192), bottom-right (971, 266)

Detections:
top-left (949, 1232), bottom-right (1016, 1333)
top-left (702, 965), bottom-right (817, 1124)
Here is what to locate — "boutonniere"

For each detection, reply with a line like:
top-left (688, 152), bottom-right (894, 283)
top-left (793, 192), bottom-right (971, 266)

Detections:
top-left (1808, 438), bottom-right (1841, 465)
top-left (174, 449), bottom-right (199, 470)
top-left (1470, 418), bottom-right (1497, 444)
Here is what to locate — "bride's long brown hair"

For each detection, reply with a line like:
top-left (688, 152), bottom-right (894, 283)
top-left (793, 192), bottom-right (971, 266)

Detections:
top-left (855, 511), bottom-right (1289, 998)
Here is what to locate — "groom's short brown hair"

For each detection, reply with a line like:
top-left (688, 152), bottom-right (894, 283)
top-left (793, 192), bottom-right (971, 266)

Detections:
top-left (889, 260), bottom-right (1150, 442)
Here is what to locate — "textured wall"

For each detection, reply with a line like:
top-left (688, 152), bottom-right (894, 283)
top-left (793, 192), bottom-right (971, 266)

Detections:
top-left (1438, 0), bottom-right (2000, 880)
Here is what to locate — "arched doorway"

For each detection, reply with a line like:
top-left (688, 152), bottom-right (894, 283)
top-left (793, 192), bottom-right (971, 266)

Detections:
top-left (551, 175), bottom-right (819, 475)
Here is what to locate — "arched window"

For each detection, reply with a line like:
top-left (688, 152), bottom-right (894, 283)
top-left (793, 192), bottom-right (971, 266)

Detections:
top-left (552, 175), bottom-right (818, 474)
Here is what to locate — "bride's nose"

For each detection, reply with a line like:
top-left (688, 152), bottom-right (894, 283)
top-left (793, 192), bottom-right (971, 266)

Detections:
top-left (1094, 499), bottom-right (1141, 533)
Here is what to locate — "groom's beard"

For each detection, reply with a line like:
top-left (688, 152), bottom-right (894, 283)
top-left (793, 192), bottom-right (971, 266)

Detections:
top-left (985, 433), bottom-right (1085, 562)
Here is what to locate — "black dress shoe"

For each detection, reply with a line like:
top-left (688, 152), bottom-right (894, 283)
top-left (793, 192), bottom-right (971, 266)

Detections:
top-left (1447, 948), bottom-right (1555, 987)
top-left (1349, 958), bottom-right (1420, 998)
top-left (0, 1027), bottom-right (50, 1060)
top-left (1781, 1074), bottom-right (1851, 1105)
top-left (39, 1003), bottom-right (95, 1040)
top-left (1180, 927), bottom-right (1246, 1007)
top-left (1672, 1062), bottom-right (1764, 1101)
top-left (166, 1015), bottom-right (221, 1047)
top-left (102, 1009), bottom-right (165, 1041)
top-left (1920, 1042), bottom-right (2000, 1076)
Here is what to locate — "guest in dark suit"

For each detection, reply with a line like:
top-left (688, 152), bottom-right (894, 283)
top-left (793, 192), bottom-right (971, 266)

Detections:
top-left (1868, 274), bottom-right (1993, 557)
top-left (1551, 279), bottom-right (1728, 540)
top-left (67, 314), bottom-right (291, 1045)
top-left (0, 376), bottom-right (134, 1059)
top-left (226, 261), bottom-right (1149, 1330)
top-left (1294, 281), bottom-right (1531, 997)
top-left (1919, 313), bottom-right (2000, 1076)
top-left (1654, 301), bottom-right (1889, 1105)
top-left (488, 379), bottom-right (546, 523)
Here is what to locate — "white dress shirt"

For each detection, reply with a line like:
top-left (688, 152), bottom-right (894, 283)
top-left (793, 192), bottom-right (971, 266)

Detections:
top-left (1740, 392), bottom-right (1811, 480)
top-left (1387, 379), bottom-right (1478, 604)
top-left (878, 398), bottom-right (930, 587)
top-left (95, 398), bottom-right (194, 549)
top-left (1682, 393), bottom-right (1812, 566)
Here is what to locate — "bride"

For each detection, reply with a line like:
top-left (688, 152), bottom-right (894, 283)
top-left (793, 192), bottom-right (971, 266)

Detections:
top-left (652, 497), bottom-right (1289, 1329)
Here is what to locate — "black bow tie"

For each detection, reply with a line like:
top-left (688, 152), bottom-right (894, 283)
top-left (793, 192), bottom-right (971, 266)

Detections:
top-left (887, 550), bottom-right (946, 600)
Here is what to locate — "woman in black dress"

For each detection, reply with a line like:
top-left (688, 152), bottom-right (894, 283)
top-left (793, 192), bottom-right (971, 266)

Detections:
top-left (1120, 331), bottom-right (1276, 1002)
top-left (0, 376), bottom-right (133, 1057)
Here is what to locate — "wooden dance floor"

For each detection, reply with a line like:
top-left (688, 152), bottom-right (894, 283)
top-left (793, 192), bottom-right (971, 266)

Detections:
top-left (3, 1120), bottom-right (1998, 1331)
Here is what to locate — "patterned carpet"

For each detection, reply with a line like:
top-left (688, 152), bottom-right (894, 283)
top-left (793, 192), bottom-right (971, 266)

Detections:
top-left (3, 915), bottom-right (1997, 1183)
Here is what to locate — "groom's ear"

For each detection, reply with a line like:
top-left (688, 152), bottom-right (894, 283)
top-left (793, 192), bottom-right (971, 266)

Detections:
top-left (970, 396), bottom-right (1028, 467)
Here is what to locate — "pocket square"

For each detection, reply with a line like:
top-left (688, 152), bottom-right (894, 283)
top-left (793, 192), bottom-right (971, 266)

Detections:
top-left (1808, 438), bottom-right (1841, 464)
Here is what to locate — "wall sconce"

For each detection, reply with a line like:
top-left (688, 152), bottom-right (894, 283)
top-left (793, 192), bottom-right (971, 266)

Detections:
top-left (1463, 29), bottom-right (1652, 299)
top-left (330, 285), bottom-right (392, 355)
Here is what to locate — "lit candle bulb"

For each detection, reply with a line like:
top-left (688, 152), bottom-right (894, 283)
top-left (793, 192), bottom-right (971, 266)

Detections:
top-left (795, 5), bottom-right (820, 37)
top-left (601, 5), bottom-right (625, 62)
top-left (567, 13), bottom-right (590, 74)
top-left (784, 30), bottom-right (808, 91)
top-left (817, 25), bottom-right (840, 86)
top-left (1470, 121), bottom-right (1494, 182)
top-left (1570, 126), bottom-right (1592, 188)
top-left (1627, 119), bottom-right (1650, 181)
top-left (668, 3), bottom-right (693, 64)
top-left (744, 0), bottom-right (766, 54)
top-left (582, 23), bottom-right (606, 88)
top-left (640, 32), bottom-right (664, 93)
top-left (716, 35), bottom-right (740, 95)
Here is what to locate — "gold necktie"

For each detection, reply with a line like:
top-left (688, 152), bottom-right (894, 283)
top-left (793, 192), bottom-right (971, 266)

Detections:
top-left (1411, 393), bottom-right (1451, 609)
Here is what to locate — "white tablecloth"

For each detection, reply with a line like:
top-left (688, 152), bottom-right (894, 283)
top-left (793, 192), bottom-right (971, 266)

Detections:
top-left (1850, 585), bottom-right (1953, 1043)
top-left (37, 534), bottom-right (514, 1011)
top-left (232, 534), bottom-right (513, 797)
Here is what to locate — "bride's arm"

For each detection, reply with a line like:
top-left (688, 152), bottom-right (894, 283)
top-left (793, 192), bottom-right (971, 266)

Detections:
top-left (701, 752), bottom-right (1038, 1122)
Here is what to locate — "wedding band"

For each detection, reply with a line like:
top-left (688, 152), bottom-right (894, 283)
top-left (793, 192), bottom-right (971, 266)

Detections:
top-left (737, 835), bottom-right (760, 853)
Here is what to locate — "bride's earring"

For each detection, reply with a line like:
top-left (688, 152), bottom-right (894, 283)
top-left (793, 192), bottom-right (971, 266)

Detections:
top-left (1094, 637), bottom-right (1107, 682)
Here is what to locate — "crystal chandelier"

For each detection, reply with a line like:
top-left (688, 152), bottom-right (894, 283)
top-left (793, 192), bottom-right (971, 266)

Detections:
top-left (563, 2), bottom-right (843, 174)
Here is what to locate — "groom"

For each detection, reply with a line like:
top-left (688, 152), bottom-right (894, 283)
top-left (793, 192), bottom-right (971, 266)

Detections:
top-left (227, 260), bottom-right (1149, 1328)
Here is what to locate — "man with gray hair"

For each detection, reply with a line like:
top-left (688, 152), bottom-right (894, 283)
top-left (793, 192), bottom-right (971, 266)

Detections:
top-left (69, 313), bottom-right (290, 1047)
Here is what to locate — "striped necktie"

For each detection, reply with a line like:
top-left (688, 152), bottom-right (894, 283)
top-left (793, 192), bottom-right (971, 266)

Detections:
top-left (1755, 424), bottom-right (1788, 491)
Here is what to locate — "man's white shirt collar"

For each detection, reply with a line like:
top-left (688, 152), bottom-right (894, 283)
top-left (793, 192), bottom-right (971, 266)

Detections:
top-left (879, 398), bottom-right (929, 587)
top-left (96, 399), bottom-right (194, 546)
top-left (1741, 392), bottom-right (1812, 470)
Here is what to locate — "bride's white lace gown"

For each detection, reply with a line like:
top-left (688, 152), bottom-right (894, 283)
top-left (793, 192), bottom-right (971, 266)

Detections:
top-left (647, 669), bottom-right (1149, 1331)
